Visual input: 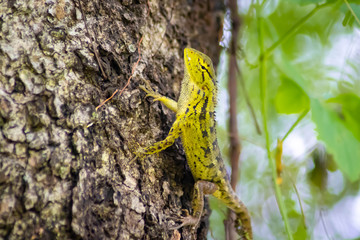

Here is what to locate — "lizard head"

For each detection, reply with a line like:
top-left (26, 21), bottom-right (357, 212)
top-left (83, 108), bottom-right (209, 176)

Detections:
top-left (184, 48), bottom-right (216, 91)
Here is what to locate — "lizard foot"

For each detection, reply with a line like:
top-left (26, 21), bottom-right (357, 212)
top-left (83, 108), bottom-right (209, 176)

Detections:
top-left (168, 181), bottom-right (218, 232)
top-left (139, 84), bottom-right (163, 102)
top-left (168, 210), bottom-right (201, 231)
top-left (139, 82), bottom-right (178, 112)
top-left (127, 138), bottom-right (146, 163)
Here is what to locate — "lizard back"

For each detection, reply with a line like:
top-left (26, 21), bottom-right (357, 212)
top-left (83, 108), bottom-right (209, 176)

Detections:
top-left (139, 48), bottom-right (252, 239)
top-left (179, 48), bottom-right (252, 239)
top-left (178, 49), bottom-right (237, 204)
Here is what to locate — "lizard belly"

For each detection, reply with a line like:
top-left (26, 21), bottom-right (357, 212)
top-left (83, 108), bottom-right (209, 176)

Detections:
top-left (180, 124), bottom-right (226, 183)
top-left (181, 125), bottom-right (239, 210)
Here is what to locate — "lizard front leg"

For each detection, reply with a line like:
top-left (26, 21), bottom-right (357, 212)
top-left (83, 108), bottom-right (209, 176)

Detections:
top-left (135, 83), bottom-right (183, 158)
top-left (170, 180), bottom-right (218, 231)
top-left (136, 118), bottom-right (183, 158)
top-left (139, 84), bottom-right (178, 113)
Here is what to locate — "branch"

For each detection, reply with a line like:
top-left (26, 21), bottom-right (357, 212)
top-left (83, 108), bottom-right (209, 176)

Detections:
top-left (226, 0), bottom-right (242, 239)
top-left (257, 14), bottom-right (293, 240)
top-left (263, 2), bottom-right (332, 60)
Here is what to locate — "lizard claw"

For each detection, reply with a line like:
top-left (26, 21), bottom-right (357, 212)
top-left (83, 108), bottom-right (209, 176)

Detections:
top-left (139, 84), bottom-right (162, 102)
top-left (133, 147), bottom-right (146, 160)
top-left (127, 138), bottom-right (146, 163)
top-left (168, 210), bottom-right (200, 231)
top-left (168, 215), bottom-right (200, 230)
top-left (168, 209), bottom-right (190, 221)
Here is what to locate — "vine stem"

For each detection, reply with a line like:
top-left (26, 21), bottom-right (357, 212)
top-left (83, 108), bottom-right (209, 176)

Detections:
top-left (264, 2), bottom-right (332, 60)
top-left (257, 16), bottom-right (294, 240)
top-left (282, 108), bottom-right (309, 142)
top-left (343, 0), bottom-right (360, 26)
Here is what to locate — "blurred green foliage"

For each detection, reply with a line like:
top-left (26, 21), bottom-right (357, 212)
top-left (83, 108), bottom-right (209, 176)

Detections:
top-left (275, 77), bottom-right (310, 114)
top-left (311, 99), bottom-right (360, 182)
top-left (210, 0), bottom-right (360, 239)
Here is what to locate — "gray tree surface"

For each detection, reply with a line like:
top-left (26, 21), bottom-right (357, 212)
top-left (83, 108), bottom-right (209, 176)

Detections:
top-left (0, 0), bottom-right (223, 239)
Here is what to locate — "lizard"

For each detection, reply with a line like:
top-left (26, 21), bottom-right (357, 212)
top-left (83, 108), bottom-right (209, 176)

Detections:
top-left (137, 48), bottom-right (252, 240)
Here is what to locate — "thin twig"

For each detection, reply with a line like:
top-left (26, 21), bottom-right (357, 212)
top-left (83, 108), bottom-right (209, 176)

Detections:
top-left (282, 108), bottom-right (309, 142)
top-left (146, 0), bottom-right (150, 17)
top-left (226, 0), bottom-right (241, 239)
top-left (153, 0), bottom-right (175, 57)
top-left (96, 36), bottom-right (144, 110)
top-left (78, 0), bottom-right (107, 79)
top-left (343, 0), bottom-right (360, 26)
top-left (320, 209), bottom-right (333, 240)
top-left (289, 177), bottom-right (306, 228)
top-left (235, 62), bottom-right (262, 135)
top-left (257, 14), bottom-right (293, 240)
top-left (95, 1), bottom-right (150, 110)
top-left (262, 2), bottom-right (331, 60)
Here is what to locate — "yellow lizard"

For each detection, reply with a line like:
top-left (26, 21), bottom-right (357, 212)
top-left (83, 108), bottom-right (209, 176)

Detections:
top-left (138, 48), bottom-right (252, 239)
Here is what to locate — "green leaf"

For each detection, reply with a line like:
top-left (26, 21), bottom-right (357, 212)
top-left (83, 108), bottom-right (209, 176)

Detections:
top-left (293, 223), bottom-right (308, 240)
top-left (275, 78), bottom-right (310, 114)
top-left (284, 0), bottom-right (323, 5)
top-left (341, 2), bottom-right (360, 27)
top-left (311, 99), bottom-right (360, 182)
top-left (209, 197), bottom-right (226, 239)
top-left (276, 54), bottom-right (309, 93)
top-left (342, 10), bottom-right (355, 27)
top-left (327, 93), bottom-right (360, 141)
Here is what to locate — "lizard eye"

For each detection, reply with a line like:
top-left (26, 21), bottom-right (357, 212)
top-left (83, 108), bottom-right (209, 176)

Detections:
top-left (199, 64), bottom-right (209, 72)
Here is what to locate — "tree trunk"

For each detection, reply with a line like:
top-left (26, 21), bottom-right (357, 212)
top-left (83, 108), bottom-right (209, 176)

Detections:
top-left (0, 0), bottom-right (223, 239)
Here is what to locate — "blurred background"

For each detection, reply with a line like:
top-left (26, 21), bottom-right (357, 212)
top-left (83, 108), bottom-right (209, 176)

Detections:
top-left (209, 0), bottom-right (360, 239)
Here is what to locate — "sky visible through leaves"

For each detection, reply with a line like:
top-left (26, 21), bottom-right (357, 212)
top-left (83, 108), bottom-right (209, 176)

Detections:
top-left (209, 0), bottom-right (360, 239)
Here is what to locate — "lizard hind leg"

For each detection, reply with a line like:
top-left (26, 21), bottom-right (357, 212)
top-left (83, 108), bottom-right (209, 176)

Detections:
top-left (169, 180), bottom-right (218, 231)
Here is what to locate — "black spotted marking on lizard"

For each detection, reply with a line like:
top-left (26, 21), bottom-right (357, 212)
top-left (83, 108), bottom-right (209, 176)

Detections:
top-left (196, 155), bottom-right (216, 169)
top-left (200, 146), bottom-right (211, 158)
top-left (212, 139), bottom-right (218, 149)
top-left (202, 130), bottom-right (208, 138)
top-left (199, 97), bottom-right (208, 120)
top-left (192, 99), bottom-right (201, 110)
top-left (198, 59), bottom-right (213, 79)
top-left (212, 96), bottom-right (217, 104)
top-left (208, 163), bottom-right (215, 168)
top-left (211, 77), bottom-right (216, 86)
top-left (139, 48), bottom-right (253, 240)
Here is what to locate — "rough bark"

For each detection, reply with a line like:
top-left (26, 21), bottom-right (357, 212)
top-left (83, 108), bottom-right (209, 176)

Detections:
top-left (0, 0), bottom-right (223, 239)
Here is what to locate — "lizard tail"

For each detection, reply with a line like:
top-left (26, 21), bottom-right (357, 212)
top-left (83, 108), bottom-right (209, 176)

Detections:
top-left (234, 207), bottom-right (253, 240)
top-left (216, 185), bottom-right (253, 240)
